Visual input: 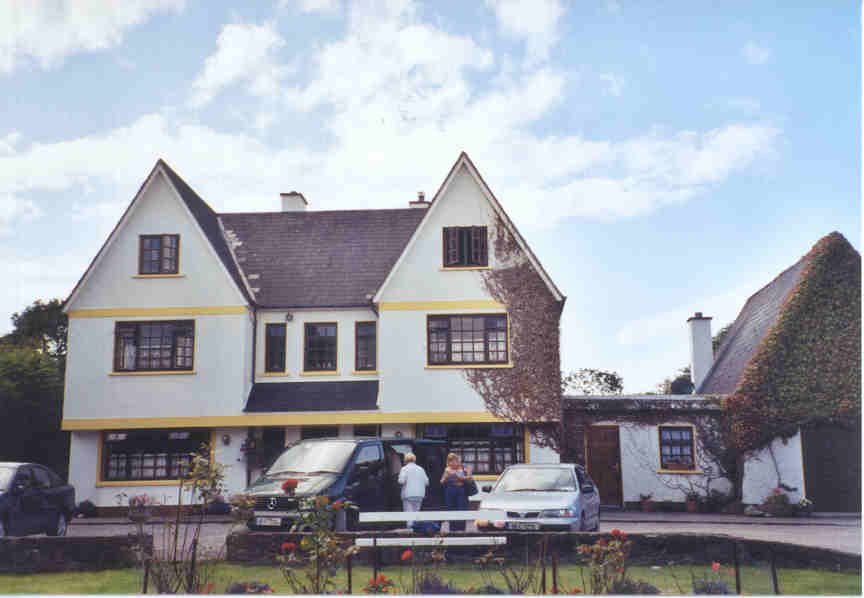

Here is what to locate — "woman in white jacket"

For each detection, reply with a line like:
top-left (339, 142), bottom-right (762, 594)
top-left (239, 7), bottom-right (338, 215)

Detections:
top-left (397, 452), bottom-right (429, 514)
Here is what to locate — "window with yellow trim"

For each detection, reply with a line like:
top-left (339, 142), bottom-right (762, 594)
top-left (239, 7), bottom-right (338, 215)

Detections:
top-left (659, 426), bottom-right (696, 470)
top-left (102, 429), bottom-right (208, 481)
top-left (114, 321), bottom-right (194, 372)
top-left (427, 314), bottom-right (507, 365)
top-left (418, 423), bottom-right (523, 475)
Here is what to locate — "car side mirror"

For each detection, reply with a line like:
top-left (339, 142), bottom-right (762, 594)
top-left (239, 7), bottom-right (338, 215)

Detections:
top-left (482, 485), bottom-right (492, 493)
top-left (581, 484), bottom-right (595, 494)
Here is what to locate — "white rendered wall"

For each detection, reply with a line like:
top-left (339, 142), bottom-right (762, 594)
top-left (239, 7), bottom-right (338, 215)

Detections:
top-left (742, 431), bottom-right (805, 505)
top-left (529, 442), bottom-right (560, 464)
top-left (619, 422), bottom-right (732, 503)
top-left (64, 312), bottom-right (249, 419)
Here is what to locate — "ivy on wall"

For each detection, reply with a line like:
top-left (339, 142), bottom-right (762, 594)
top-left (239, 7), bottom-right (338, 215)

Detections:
top-left (725, 232), bottom-right (861, 454)
top-left (463, 216), bottom-right (565, 451)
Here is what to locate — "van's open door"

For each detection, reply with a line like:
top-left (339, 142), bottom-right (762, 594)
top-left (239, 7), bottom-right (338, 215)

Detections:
top-left (412, 440), bottom-right (447, 510)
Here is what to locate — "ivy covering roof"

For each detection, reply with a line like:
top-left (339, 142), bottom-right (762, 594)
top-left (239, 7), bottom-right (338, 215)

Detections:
top-left (715, 232), bottom-right (861, 452)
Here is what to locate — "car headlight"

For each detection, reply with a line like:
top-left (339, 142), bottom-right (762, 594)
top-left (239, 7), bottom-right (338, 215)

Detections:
top-left (540, 508), bottom-right (575, 518)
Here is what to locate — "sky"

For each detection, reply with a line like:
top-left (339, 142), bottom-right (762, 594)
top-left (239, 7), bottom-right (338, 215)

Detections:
top-left (0, 0), bottom-right (859, 393)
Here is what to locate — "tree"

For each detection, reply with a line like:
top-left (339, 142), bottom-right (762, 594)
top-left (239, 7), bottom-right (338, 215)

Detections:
top-left (654, 324), bottom-right (731, 394)
top-left (6, 299), bottom-right (68, 362)
top-left (0, 344), bottom-right (68, 478)
top-left (563, 368), bottom-right (624, 395)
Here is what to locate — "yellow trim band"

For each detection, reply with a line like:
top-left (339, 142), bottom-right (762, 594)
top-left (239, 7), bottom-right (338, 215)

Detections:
top-left (63, 411), bottom-right (508, 430)
top-left (69, 306), bottom-right (246, 318)
top-left (379, 300), bottom-right (504, 311)
top-left (109, 371), bottom-right (196, 376)
top-left (300, 371), bottom-right (341, 377)
top-left (656, 469), bottom-right (704, 476)
top-left (352, 370), bottom-right (379, 375)
top-left (425, 364), bottom-right (514, 370)
top-left (473, 475), bottom-right (498, 481)
top-left (260, 372), bottom-right (290, 377)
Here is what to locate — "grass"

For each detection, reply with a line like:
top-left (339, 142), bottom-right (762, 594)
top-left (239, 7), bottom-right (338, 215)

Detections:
top-left (0, 561), bottom-right (859, 595)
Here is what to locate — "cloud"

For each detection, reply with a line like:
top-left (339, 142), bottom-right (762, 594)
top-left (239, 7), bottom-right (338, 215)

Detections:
top-left (485, 0), bottom-right (565, 65)
top-left (742, 41), bottom-right (771, 65)
top-left (0, 0), bottom-right (185, 74)
top-left (600, 72), bottom-right (625, 96)
top-left (189, 22), bottom-right (288, 108)
top-left (0, 193), bottom-right (40, 236)
top-left (295, 0), bottom-right (342, 14)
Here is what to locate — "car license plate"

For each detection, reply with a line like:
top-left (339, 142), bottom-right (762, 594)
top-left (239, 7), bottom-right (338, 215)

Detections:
top-left (509, 521), bottom-right (540, 531)
top-left (256, 517), bottom-right (282, 527)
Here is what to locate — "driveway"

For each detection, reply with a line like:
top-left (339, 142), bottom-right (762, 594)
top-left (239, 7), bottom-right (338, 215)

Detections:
top-left (67, 512), bottom-right (862, 557)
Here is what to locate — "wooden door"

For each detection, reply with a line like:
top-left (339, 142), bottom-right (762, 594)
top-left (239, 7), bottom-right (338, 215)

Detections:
top-left (586, 426), bottom-right (623, 507)
top-left (802, 423), bottom-right (861, 512)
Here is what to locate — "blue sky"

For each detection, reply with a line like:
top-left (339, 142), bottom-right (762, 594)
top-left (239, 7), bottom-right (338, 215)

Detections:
top-left (1, 0), bottom-right (859, 392)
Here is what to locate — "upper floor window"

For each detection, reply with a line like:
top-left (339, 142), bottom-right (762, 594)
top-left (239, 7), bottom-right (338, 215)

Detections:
top-left (304, 323), bottom-right (337, 371)
top-left (265, 323), bottom-right (287, 372)
top-left (355, 322), bottom-right (377, 371)
top-left (659, 426), bottom-right (696, 470)
top-left (139, 234), bottom-right (179, 274)
top-left (443, 226), bottom-right (487, 267)
top-left (114, 320), bottom-right (194, 371)
top-left (427, 314), bottom-right (508, 365)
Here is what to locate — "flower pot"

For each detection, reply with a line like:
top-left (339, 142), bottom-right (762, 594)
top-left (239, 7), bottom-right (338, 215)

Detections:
top-left (685, 499), bottom-right (699, 513)
top-left (641, 501), bottom-right (654, 512)
top-left (761, 503), bottom-right (795, 517)
top-left (129, 508), bottom-right (152, 523)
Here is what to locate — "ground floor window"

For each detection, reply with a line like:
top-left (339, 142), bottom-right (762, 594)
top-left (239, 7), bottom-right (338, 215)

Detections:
top-left (102, 429), bottom-right (208, 481)
top-left (300, 426), bottom-right (339, 440)
top-left (353, 424), bottom-right (380, 437)
top-left (417, 423), bottom-right (524, 475)
top-left (659, 426), bottom-right (695, 470)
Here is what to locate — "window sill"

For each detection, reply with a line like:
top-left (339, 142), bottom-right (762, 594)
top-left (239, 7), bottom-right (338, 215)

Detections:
top-left (352, 370), bottom-right (379, 375)
top-left (440, 266), bottom-right (491, 271)
top-left (132, 274), bottom-right (185, 279)
top-left (300, 371), bottom-right (341, 377)
top-left (96, 480), bottom-right (183, 487)
top-left (110, 371), bottom-right (196, 376)
top-left (260, 372), bottom-right (290, 377)
top-left (425, 364), bottom-right (514, 370)
top-left (657, 469), bottom-right (702, 475)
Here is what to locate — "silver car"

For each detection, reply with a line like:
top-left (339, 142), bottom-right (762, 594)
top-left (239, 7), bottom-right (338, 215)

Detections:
top-left (476, 464), bottom-right (601, 532)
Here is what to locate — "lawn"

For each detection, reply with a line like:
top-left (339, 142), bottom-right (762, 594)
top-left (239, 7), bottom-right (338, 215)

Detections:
top-left (0, 562), bottom-right (859, 595)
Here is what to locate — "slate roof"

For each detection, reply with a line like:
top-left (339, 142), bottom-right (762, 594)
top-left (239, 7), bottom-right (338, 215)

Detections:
top-left (244, 381), bottom-right (379, 412)
top-left (696, 249), bottom-right (809, 395)
top-left (159, 160), bottom-right (254, 304)
top-left (220, 209), bottom-right (426, 307)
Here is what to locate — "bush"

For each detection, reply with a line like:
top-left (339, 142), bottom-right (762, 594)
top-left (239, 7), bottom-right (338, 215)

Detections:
top-left (416, 573), bottom-right (462, 594)
top-left (225, 582), bottom-right (274, 594)
top-left (609, 578), bottom-right (660, 594)
top-left (469, 583), bottom-right (507, 594)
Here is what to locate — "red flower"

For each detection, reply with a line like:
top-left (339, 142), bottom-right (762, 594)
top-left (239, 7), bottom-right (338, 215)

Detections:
top-left (282, 479), bottom-right (299, 494)
top-left (596, 539), bottom-right (607, 546)
top-left (728, 569), bottom-right (735, 576)
top-left (611, 528), bottom-right (621, 536)
top-left (618, 568), bottom-right (625, 574)
top-left (570, 589), bottom-right (583, 594)
top-left (620, 533), bottom-right (628, 540)
top-left (332, 499), bottom-right (344, 509)
top-left (401, 550), bottom-right (413, 561)
top-left (712, 562), bottom-right (721, 571)
top-left (316, 496), bottom-right (330, 506)
top-left (282, 542), bottom-right (296, 553)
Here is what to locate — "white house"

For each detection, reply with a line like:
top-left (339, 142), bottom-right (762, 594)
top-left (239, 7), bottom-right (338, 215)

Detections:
top-left (61, 152), bottom-right (565, 509)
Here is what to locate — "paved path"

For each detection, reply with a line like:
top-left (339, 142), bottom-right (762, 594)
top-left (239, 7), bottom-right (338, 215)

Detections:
top-left (67, 512), bottom-right (862, 557)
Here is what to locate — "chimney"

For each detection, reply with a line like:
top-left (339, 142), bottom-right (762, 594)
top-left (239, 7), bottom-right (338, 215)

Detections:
top-left (281, 191), bottom-right (307, 212)
top-left (687, 312), bottom-right (713, 391)
top-left (409, 191), bottom-right (430, 209)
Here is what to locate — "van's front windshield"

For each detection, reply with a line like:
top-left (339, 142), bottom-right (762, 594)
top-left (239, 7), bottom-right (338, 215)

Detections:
top-left (266, 441), bottom-right (356, 477)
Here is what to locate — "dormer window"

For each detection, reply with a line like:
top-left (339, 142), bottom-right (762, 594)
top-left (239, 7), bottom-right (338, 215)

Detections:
top-left (139, 234), bottom-right (179, 274)
top-left (443, 226), bottom-right (487, 267)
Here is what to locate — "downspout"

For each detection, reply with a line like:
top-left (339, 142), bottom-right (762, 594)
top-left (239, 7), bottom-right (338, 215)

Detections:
top-left (247, 305), bottom-right (257, 488)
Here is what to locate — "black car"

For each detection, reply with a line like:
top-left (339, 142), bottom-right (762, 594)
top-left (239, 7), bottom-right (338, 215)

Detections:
top-left (244, 437), bottom-right (446, 531)
top-left (0, 462), bottom-right (75, 537)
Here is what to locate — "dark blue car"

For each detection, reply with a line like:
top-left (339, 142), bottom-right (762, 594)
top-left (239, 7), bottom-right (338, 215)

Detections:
top-left (0, 462), bottom-right (75, 537)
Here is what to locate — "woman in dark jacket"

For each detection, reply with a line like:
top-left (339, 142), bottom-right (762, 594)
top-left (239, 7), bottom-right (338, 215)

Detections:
top-left (440, 452), bottom-right (472, 532)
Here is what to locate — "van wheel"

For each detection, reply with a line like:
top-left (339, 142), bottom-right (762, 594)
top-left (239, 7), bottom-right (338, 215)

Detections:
top-left (47, 513), bottom-right (68, 537)
top-left (579, 512), bottom-right (589, 532)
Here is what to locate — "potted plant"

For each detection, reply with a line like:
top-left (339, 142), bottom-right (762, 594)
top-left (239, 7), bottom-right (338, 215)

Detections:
top-left (796, 497), bottom-right (814, 517)
top-left (128, 494), bottom-right (158, 523)
top-left (639, 493), bottom-right (654, 512)
top-left (685, 490), bottom-right (701, 513)
top-left (761, 487), bottom-right (794, 517)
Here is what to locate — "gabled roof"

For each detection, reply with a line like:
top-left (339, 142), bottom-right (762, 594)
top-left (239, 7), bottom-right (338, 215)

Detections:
top-left (373, 151), bottom-right (565, 304)
top-left (220, 209), bottom-right (426, 307)
top-left (64, 159), bottom-right (252, 310)
top-left (697, 232), bottom-right (858, 395)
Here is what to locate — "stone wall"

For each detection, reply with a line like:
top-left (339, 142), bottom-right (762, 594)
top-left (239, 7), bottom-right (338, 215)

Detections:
top-left (0, 535), bottom-right (151, 573)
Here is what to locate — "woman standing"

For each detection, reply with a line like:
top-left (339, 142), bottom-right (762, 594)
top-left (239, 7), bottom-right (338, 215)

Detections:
top-left (440, 453), bottom-right (472, 532)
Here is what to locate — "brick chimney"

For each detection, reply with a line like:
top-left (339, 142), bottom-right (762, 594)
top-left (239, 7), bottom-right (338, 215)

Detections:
top-left (687, 312), bottom-right (713, 391)
top-left (281, 191), bottom-right (307, 212)
top-left (409, 191), bottom-right (430, 209)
